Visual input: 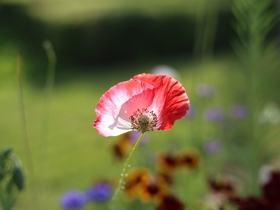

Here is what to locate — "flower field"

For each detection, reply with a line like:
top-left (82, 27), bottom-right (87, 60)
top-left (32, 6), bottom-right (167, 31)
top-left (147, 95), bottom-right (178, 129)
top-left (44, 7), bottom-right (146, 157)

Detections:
top-left (1, 52), bottom-right (280, 210)
top-left (1, 0), bottom-right (280, 209)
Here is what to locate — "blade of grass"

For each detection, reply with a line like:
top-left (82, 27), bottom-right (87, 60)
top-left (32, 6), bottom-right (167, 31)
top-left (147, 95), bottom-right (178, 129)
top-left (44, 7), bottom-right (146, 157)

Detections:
top-left (17, 51), bottom-right (39, 210)
top-left (40, 40), bottom-right (57, 189)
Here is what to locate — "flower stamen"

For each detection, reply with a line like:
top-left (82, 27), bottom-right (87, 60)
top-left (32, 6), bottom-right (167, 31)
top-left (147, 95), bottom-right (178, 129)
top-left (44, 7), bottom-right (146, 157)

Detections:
top-left (129, 108), bottom-right (158, 133)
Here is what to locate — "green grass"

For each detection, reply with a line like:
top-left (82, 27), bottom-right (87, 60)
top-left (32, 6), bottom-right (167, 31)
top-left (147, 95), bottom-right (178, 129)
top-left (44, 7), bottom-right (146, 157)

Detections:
top-left (0, 51), bottom-right (250, 210)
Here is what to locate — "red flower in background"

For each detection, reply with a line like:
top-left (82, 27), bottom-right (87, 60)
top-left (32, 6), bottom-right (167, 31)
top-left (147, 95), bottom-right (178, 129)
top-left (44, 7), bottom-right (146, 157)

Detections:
top-left (93, 73), bottom-right (189, 137)
top-left (230, 170), bottom-right (280, 210)
top-left (156, 194), bottom-right (185, 210)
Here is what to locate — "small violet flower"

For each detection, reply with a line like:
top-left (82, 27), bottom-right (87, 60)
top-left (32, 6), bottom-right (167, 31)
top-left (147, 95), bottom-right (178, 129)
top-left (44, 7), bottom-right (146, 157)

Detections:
top-left (128, 131), bottom-right (149, 144)
top-left (93, 73), bottom-right (190, 137)
top-left (230, 105), bottom-right (247, 119)
top-left (184, 105), bottom-right (196, 118)
top-left (204, 140), bottom-right (223, 154)
top-left (60, 190), bottom-right (87, 210)
top-left (204, 108), bottom-right (225, 122)
top-left (87, 182), bottom-right (113, 202)
top-left (195, 83), bottom-right (216, 98)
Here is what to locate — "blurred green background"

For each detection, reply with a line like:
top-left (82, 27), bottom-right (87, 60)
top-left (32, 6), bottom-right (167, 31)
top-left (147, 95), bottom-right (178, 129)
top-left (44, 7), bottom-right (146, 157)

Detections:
top-left (1, 0), bottom-right (280, 209)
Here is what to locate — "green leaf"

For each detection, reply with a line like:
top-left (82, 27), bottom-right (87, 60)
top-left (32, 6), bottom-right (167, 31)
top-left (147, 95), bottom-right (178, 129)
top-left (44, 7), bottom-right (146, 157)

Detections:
top-left (12, 168), bottom-right (24, 191)
top-left (0, 171), bottom-right (5, 181)
top-left (6, 179), bottom-right (14, 195)
top-left (2, 148), bottom-right (13, 159)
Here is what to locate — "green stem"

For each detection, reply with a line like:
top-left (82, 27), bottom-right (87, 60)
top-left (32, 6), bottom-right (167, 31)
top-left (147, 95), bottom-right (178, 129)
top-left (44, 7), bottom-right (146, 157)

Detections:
top-left (42, 41), bottom-right (56, 128)
top-left (201, 0), bottom-right (220, 61)
top-left (17, 52), bottom-right (39, 209)
top-left (41, 41), bottom-right (57, 144)
top-left (193, 1), bottom-right (206, 61)
top-left (41, 40), bottom-right (57, 181)
top-left (110, 132), bottom-right (145, 209)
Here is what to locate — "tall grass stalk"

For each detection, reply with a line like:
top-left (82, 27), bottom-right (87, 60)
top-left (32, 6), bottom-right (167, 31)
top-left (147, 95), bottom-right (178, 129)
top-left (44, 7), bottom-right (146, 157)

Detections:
top-left (193, 1), bottom-right (207, 61)
top-left (232, 0), bottom-right (278, 195)
top-left (193, 0), bottom-right (220, 62)
top-left (41, 41), bottom-right (57, 180)
top-left (201, 0), bottom-right (220, 61)
top-left (17, 51), bottom-right (39, 209)
top-left (42, 40), bottom-right (57, 137)
top-left (191, 0), bottom-right (221, 146)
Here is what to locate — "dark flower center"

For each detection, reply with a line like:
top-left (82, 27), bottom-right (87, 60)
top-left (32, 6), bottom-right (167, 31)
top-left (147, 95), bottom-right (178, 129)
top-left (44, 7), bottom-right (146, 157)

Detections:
top-left (147, 184), bottom-right (159, 195)
top-left (165, 156), bottom-right (177, 166)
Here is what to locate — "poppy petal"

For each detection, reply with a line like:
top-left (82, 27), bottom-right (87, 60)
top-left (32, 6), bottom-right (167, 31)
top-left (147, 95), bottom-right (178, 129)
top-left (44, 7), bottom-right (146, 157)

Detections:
top-left (133, 73), bottom-right (189, 130)
top-left (117, 88), bottom-right (156, 126)
top-left (94, 79), bottom-right (154, 137)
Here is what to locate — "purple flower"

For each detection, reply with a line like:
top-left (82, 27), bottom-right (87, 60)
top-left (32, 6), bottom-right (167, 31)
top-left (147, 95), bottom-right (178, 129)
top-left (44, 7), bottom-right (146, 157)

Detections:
top-left (204, 108), bottom-right (225, 122)
top-left (184, 105), bottom-right (196, 118)
top-left (230, 105), bottom-right (247, 119)
top-left (87, 182), bottom-right (112, 202)
top-left (60, 190), bottom-right (87, 210)
top-left (204, 140), bottom-right (223, 154)
top-left (128, 131), bottom-right (148, 145)
top-left (195, 83), bottom-right (216, 98)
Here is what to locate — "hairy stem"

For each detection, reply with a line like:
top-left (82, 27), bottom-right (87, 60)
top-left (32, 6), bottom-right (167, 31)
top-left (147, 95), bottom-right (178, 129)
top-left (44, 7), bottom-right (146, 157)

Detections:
top-left (110, 132), bottom-right (145, 209)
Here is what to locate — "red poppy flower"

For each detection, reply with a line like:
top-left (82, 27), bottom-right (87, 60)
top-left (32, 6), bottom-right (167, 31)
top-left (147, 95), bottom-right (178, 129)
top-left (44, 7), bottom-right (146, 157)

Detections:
top-left (94, 73), bottom-right (189, 137)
